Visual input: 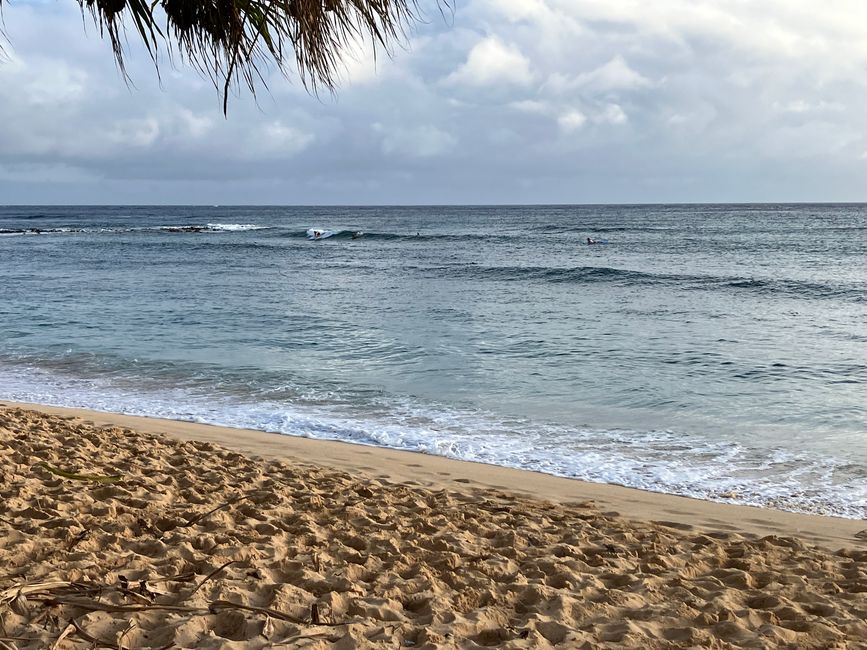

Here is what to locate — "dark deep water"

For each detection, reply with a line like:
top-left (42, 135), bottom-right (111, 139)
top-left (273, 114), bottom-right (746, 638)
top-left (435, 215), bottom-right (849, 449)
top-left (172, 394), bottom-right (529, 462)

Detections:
top-left (1, 204), bottom-right (865, 517)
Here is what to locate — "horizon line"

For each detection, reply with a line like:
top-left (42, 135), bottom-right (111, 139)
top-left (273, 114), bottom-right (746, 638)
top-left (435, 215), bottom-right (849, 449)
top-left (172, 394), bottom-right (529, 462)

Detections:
top-left (3, 201), bottom-right (867, 208)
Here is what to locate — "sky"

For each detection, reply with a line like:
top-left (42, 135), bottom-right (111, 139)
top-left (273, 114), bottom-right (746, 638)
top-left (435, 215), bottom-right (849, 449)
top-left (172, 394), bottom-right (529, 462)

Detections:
top-left (2, 0), bottom-right (867, 204)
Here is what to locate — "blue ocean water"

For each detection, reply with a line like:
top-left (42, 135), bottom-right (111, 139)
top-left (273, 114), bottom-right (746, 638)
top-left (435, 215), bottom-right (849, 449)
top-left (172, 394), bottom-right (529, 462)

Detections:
top-left (1, 204), bottom-right (865, 517)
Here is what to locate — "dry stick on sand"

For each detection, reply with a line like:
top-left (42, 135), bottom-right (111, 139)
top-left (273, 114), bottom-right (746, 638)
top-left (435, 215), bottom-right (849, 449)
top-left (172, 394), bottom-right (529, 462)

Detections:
top-left (149, 572), bottom-right (196, 585)
top-left (181, 491), bottom-right (267, 528)
top-left (70, 618), bottom-right (173, 650)
top-left (188, 561), bottom-right (237, 597)
top-left (5, 582), bottom-right (343, 629)
top-left (40, 598), bottom-right (202, 616)
top-left (37, 463), bottom-right (122, 484)
top-left (115, 619), bottom-right (137, 650)
top-left (116, 586), bottom-right (157, 606)
top-left (39, 595), bottom-right (343, 628)
top-left (49, 623), bottom-right (74, 650)
top-left (209, 600), bottom-right (348, 627)
top-left (273, 630), bottom-right (343, 645)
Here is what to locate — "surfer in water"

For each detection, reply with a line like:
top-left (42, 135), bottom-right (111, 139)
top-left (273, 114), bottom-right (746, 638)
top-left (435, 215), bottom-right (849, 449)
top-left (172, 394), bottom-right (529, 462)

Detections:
top-left (352, 231), bottom-right (363, 239)
top-left (587, 237), bottom-right (597, 245)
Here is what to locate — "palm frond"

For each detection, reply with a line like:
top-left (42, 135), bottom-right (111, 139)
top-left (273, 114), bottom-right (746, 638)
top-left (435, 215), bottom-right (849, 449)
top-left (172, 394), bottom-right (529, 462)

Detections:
top-left (1, 0), bottom-right (447, 113)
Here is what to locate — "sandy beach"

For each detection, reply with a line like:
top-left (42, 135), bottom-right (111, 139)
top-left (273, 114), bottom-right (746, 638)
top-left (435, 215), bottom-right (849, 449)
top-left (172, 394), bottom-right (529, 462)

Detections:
top-left (1, 402), bottom-right (866, 648)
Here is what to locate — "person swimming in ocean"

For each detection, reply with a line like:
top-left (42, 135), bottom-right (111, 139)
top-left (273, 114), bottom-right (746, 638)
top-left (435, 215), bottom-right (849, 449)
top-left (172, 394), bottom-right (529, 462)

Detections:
top-left (587, 237), bottom-right (596, 245)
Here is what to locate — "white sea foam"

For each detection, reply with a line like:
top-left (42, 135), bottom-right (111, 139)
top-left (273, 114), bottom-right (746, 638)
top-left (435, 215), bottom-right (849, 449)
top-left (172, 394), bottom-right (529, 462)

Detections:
top-left (148, 224), bottom-right (268, 232)
top-left (307, 228), bottom-right (341, 240)
top-left (1, 224), bottom-right (269, 235)
top-left (1, 363), bottom-right (864, 520)
top-left (205, 223), bottom-right (269, 231)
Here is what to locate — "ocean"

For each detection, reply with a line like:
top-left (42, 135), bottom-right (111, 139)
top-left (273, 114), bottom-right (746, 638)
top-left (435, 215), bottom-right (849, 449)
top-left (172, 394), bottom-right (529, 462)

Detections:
top-left (1, 204), bottom-right (865, 517)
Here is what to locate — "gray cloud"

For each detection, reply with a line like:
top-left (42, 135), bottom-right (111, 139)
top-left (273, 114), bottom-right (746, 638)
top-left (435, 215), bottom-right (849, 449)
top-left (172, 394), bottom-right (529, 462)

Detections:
top-left (2, 0), bottom-right (867, 203)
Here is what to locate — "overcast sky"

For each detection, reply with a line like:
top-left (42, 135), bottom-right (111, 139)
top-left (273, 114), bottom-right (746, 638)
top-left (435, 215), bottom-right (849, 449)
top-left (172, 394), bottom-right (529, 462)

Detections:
top-left (2, 0), bottom-right (867, 204)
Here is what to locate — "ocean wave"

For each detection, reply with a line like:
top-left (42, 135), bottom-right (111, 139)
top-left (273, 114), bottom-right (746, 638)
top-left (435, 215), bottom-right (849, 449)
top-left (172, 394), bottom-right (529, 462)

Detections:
top-left (284, 230), bottom-right (507, 241)
top-left (131, 224), bottom-right (271, 233)
top-left (0, 227), bottom-right (80, 235)
top-left (423, 264), bottom-right (866, 302)
top-left (550, 225), bottom-right (678, 233)
top-left (205, 223), bottom-right (269, 231)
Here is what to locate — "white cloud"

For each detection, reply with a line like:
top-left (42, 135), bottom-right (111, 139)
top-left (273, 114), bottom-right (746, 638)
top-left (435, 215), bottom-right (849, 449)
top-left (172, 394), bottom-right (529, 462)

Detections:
top-left (109, 118), bottom-right (161, 148)
top-left (0, 54), bottom-right (88, 107)
top-left (773, 100), bottom-right (845, 114)
top-left (488, 127), bottom-right (522, 144)
top-left (244, 121), bottom-right (316, 159)
top-left (488, 0), bottom-right (551, 23)
top-left (595, 103), bottom-right (628, 125)
top-left (573, 56), bottom-right (651, 92)
top-left (509, 99), bottom-right (550, 114)
top-left (336, 36), bottom-right (401, 86)
top-left (178, 110), bottom-right (215, 138)
top-left (374, 123), bottom-right (457, 158)
top-left (558, 110), bottom-right (587, 132)
top-left (446, 37), bottom-right (533, 87)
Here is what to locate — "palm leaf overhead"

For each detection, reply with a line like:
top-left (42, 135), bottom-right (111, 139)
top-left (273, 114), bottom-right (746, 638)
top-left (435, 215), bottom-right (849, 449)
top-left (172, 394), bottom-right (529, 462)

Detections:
top-left (4, 0), bottom-right (435, 112)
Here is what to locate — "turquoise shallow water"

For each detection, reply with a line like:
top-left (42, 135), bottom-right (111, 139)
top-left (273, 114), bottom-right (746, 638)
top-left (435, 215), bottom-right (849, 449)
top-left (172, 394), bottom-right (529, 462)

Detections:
top-left (1, 204), bottom-right (865, 516)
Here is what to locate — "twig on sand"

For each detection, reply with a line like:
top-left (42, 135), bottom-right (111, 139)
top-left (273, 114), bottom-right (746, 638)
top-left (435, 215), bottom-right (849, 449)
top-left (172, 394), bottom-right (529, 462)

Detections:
top-left (49, 622), bottom-right (75, 650)
top-left (66, 529), bottom-right (88, 551)
top-left (42, 597), bottom-right (201, 615)
top-left (137, 580), bottom-right (157, 600)
top-left (189, 561), bottom-right (236, 597)
top-left (272, 630), bottom-right (342, 645)
top-left (209, 600), bottom-right (302, 622)
top-left (37, 463), bottom-right (122, 484)
top-left (117, 586), bottom-right (157, 606)
top-left (2, 579), bottom-right (350, 646)
top-left (262, 614), bottom-right (274, 640)
top-left (210, 600), bottom-right (350, 628)
top-left (71, 618), bottom-right (175, 650)
top-left (69, 619), bottom-right (114, 648)
top-left (181, 492), bottom-right (265, 528)
top-left (19, 588), bottom-right (309, 624)
top-left (209, 600), bottom-right (348, 627)
top-left (116, 618), bottom-right (137, 650)
top-left (149, 572), bottom-right (196, 585)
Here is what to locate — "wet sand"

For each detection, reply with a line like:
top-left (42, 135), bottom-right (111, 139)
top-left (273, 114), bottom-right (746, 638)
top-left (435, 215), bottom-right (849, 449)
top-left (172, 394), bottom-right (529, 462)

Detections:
top-left (1, 402), bottom-right (865, 648)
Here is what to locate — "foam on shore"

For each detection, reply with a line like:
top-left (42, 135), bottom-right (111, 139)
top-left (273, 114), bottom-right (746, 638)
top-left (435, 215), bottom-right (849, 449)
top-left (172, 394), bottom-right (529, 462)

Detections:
top-left (1, 362), bottom-right (864, 520)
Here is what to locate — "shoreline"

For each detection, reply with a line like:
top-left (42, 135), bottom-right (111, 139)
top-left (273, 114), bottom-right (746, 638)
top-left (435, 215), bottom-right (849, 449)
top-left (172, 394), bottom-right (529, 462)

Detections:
top-left (4, 400), bottom-right (864, 551)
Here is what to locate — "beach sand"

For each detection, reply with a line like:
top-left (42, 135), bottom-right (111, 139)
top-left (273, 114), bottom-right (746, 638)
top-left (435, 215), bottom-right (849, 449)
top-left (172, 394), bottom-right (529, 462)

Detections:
top-left (1, 403), bottom-right (865, 648)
